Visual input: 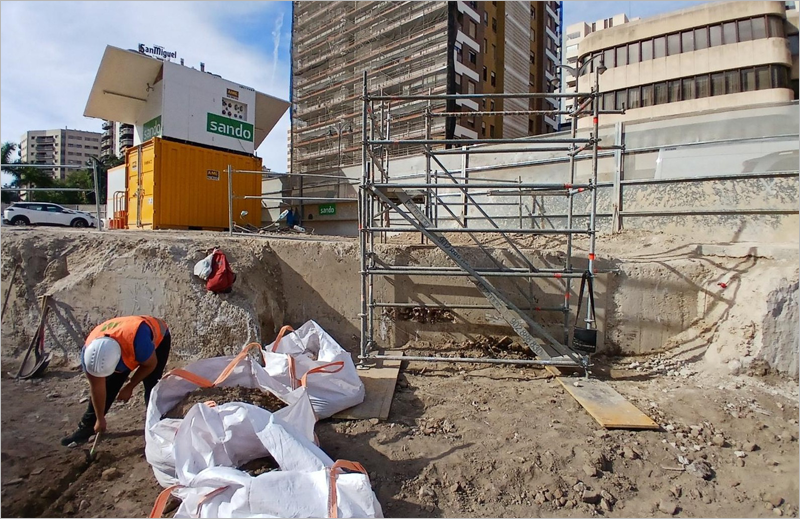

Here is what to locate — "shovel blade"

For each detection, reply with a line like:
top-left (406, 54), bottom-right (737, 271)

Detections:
top-left (17, 353), bottom-right (51, 380)
top-left (573, 328), bottom-right (598, 354)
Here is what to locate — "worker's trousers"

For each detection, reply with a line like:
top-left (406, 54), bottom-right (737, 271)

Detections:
top-left (77, 334), bottom-right (171, 431)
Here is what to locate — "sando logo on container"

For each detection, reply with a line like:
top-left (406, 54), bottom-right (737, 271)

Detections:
top-left (207, 113), bottom-right (254, 142)
top-left (143, 116), bottom-right (162, 141)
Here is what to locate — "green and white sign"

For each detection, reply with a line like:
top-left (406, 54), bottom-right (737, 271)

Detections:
top-left (143, 115), bottom-right (162, 141)
top-left (207, 113), bottom-right (254, 142)
top-left (319, 203), bottom-right (336, 216)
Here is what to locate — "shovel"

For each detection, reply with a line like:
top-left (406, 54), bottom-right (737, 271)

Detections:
top-left (84, 432), bottom-right (101, 463)
top-left (16, 295), bottom-right (52, 380)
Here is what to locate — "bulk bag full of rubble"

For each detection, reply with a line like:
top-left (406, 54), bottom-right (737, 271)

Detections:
top-left (145, 343), bottom-right (317, 488)
top-left (148, 402), bottom-right (383, 518)
top-left (263, 320), bottom-right (365, 418)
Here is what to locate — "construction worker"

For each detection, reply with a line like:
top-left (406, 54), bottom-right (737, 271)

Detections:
top-left (60, 315), bottom-right (171, 446)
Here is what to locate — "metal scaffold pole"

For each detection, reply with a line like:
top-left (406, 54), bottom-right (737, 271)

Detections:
top-left (359, 71), bottom-right (370, 364)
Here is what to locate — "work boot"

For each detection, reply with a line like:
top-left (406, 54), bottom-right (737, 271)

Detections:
top-left (60, 427), bottom-right (93, 446)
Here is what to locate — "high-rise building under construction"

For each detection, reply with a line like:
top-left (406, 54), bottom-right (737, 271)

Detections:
top-left (290, 1), bottom-right (563, 175)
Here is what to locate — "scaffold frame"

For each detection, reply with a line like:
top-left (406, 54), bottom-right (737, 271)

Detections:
top-left (358, 66), bottom-right (624, 372)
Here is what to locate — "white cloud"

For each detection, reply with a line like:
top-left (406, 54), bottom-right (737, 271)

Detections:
top-left (271, 12), bottom-right (285, 84)
top-left (0, 1), bottom-right (291, 175)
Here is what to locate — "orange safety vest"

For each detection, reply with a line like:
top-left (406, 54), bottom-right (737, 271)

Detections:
top-left (84, 316), bottom-right (168, 372)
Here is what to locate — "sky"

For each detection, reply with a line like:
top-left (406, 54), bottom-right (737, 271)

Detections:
top-left (1, 1), bottom-right (713, 186)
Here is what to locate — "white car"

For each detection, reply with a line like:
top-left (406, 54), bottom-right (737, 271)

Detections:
top-left (3, 202), bottom-right (97, 228)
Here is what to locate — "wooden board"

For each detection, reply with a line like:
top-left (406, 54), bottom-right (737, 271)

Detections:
top-left (333, 351), bottom-right (403, 421)
top-left (557, 377), bottom-right (660, 430)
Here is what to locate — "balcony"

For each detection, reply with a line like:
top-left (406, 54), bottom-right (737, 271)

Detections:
top-left (119, 126), bottom-right (134, 137)
top-left (101, 141), bottom-right (112, 151)
top-left (102, 121), bottom-right (113, 131)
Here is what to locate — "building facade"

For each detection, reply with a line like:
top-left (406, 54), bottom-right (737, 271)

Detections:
top-left (100, 121), bottom-right (134, 159)
top-left (575, 1), bottom-right (796, 128)
top-left (561, 13), bottom-right (637, 118)
top-left (19, 129), bottom-right (103, 179)
top-left (290, 1), bottom-right (562, 176)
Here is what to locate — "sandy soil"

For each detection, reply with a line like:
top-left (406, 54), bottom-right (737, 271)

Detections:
top-left (1, 351), bottom-right (797, 518)
top-left (1, 227), bottom-right (797, 518)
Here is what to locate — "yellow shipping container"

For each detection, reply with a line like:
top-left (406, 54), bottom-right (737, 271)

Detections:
top-left (125, 138), bottom-right (262, 230)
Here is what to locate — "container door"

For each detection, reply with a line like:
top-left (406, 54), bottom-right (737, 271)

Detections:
top-left (139, 142), bottom-right (156, 227)
top-left (126, 148), bottom-right (140, 228)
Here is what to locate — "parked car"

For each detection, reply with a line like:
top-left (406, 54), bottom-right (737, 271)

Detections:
top-left (3, 202), bottom-right (97, 228)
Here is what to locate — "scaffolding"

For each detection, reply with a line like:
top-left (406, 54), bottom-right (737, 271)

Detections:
top-left (358, 70), bottom-right (625, 373)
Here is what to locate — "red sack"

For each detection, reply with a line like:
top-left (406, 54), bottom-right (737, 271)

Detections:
top-left (206, 249), bottom-right (236, 293)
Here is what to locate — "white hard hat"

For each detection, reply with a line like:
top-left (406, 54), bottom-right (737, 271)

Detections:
top-left (84, 337), bottom-right (121, 377)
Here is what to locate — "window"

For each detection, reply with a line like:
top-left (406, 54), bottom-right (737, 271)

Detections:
top-left (709, 24), bottom-right (722, 47)
top-left (654, 82), bottom-right (668, 104)
top-left (641, 84), bottom-right (654, 107)
top-left (481, 122), bottom-right (486, 136)
top-left (725, 69), bottom-right (740, 93)
top-left (723, 22), bottom-right (737, 44)
top-left (483, 11), bottom-right (488, 26)
top-left (603, 48), bottom-right (615, 68)
top-left (455, 42), bottom-right (463, 63)
top-left (490, 100), bottom-right (495, 111)
top-left (530, 52), bottom-right (536, 65)
top-left (768, 16), bottom-right (784, 38)
top-left (741, 68), bottom-right (756, 91)
top-left (603, 91), bottom-right (614, 110)
top-left (616, 46), bottom-right (627, 67)
top-left (468, 50), bottom-right (477, 65)
top-left (711, 72), bottom-right (725, 96)
top-left (641, 39), bottom-right (653, 61)
top-left (467, 114), bottom-right (476, 128)
top-left (681, 77), bottom-right (695, 100)
top-left (468, 19), bottom-right (477, 39)
top-left (681, 31), bottom-right (694, 52)
top-left (667, 33), bottom-right (680, 55)
top-left (653, 36), bottom-right (666, 58)
top-left (483, 38), bottom-right (487, 52)
top-left (627, 86), bottom-right (641, 109)
top-left (615, 90), bottom-right (626, 110)
top-left (467, 80), bottom-right (476, 94)
top-left (529, 119), bottom-right (534, 132)
top-left (628, 42), bottom-right (640, 64)
top-left (755, 66), bottom-right (770, 90)
top-left (490, 71), bottom-right (496, 86)
top-left (752, 16), bottom-right (766, 40)
top-left (489, 124), bottom-right (495, 137)
top-left (455, 73), bottom-right (462, 89)
top-left (738, 19), bottom-right (752, 42)
top-left (771, 65), bottom-right (789, 88)
top-left (492, 44), bottom-right (496, 58)
top-left (492, 17), bottom-right (497, 32)
top-left (531, 29), bottom-right (535, 41)
top-left (695, 74), bottom-right (710, 98)
top-left (483, 66), bottom-right (487, 81)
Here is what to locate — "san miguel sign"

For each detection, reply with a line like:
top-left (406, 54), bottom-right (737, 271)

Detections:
top-left (138, 43), bottom-right (177, 60)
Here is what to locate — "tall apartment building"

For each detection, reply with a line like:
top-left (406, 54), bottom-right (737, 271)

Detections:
top-left (19, 128), bottom-right (103, 179)
top-left (576, 0), bottom-right (797, 128)
top-left (561, 13), bottom-right (636, 116)
top-left (101, 121), bottom-right (134, 159)
top-left (290, 1), bottom-right (562, 176)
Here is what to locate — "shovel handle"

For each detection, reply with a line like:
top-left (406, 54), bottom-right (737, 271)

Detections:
top-left (90, 431), bottom-right (101, 456)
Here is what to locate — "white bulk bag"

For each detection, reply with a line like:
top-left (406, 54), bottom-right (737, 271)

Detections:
top-left (193, 252), bottom-right (214, 281)
top-left (263, 321), bottom-right (365, 418)
top-left (145, 343), bottom-right (317, 488)
top-left (149, 403), bottom-right (383, 518)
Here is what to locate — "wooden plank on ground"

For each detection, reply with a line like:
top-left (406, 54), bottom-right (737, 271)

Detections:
top-left (333, 351), bottom-right (403, 421)
top-left (557, 377), bottom-right (660, 430)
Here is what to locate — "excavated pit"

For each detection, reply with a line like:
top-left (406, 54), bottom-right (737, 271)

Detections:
top-left (1, 227), bottom-right (798, 518)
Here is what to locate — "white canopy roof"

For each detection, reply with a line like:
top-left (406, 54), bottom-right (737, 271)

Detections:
top-left (84, 46), bottom-right (289, 148)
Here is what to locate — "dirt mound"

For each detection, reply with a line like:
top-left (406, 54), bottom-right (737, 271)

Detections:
top-left (162, 386), bottom-right (287, 419)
